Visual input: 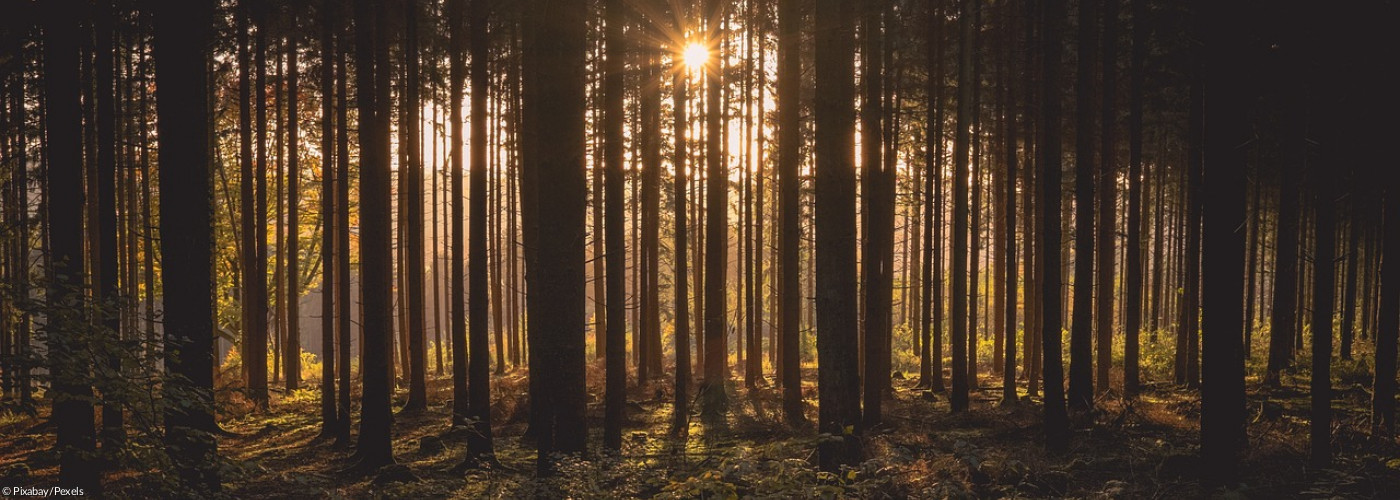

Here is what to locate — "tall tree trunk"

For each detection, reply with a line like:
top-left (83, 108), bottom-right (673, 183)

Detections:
top-left (94, 0), bottom-right (125, 449)
top-left (1094, 0), bottom-right (1117, 397)
top-left (318, 0), bottom-right (338, 436)
top-left (814, 0), bottom-right (862, 470)
top-left (1123, 0), bottom-right (1145, 396)
top-left (1309, 176), bottom-right (1336, 468)
top-left (525, 0), bottom-right (589, 474)
top-left (700, 0), bottom-right (731, 423)
top-left (352, 0), bottom-right (396, 469)
top-left (602, 0), bottom-right (628, 451)
top-left (285, 11), bottom-right (302, 392)
top-left (1340, 205), bottom-right (1359, 359)
top-left (1374, 184), bottom-right (1398, 436)
top-left (948, 0), bottom-right (976, 413)
top-left (334, 18), bottom-right (353, 444)
top-left (777, 0), bottom-right (805, 427)
top-left (448, 0), bottom-right (469, 425)
top-left (860, 0), bottom-right (890, 428)
top-left (1068, 0), bottom-right (1097, 413)
top-left (43, 0), bottom-right (101, 490)
top-left (1199, 0), bottom-right (1249, 484)
top-left (1038, 0), bottom-right (1070, 453)
top-left (153, 0), bottom-right (219, 489)
top-left (465, 0), bottom-right (495, 461)
top-left (401, 0), bottom-right (429, 412)
top-left (672, 33), bottom-right (693, 436)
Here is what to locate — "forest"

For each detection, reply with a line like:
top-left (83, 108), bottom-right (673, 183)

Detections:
top-left (0, 0), bottom-right (1398, 497)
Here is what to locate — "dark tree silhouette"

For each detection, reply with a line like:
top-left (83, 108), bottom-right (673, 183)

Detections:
top-left (153, 0), bottom-right (219, 490)
top-left (1038, 0), bottom-right (1070, 453)
top-left (352, 0), bottom-right (396, 469)
top-left (777, 0), bottom-right (805, 427)
top-left (466, 0), bottom-right (495, 462)
top-left (42, 0), bottom-right (100, 491)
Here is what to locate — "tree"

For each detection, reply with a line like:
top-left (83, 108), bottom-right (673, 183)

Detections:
top-left (860, 0), bottom-right (891, 428)
top-left (777, 0), bottom-right (804, 427)
top-left (448, 0), bottom-right (469, 425)
top-left (466, 0), bottom-right (495, 462)
top-left (1094, 0), bottom-right (1116, 397)
top-left (352, 0), bottom-right (395, 469)
top-left (999, 0), bottom-right (1019, 406)
top-left (1067, 0), bottom-right (1096, 413)
top-left (402, 0), bottom-right (429, 413)
top-left (1309, 174), bottom-right (1336, 468)
top-left (318, 0), bottom-right (338, 437)
top-left (42, 0), bottom-right (100, 490)
top-left (1122, 0), bottom-right (1145, 397)
top-left (1038, 0), bottom-right (1070, 453)
top-left (672, 24), bottom-right (693, 436)
top-left (1199, 0), bottom-right (1249, 484)
top-left (525, 0), bottom-right (589, 474)
top-left (814, 0), bottom-right (862, 470)
top-left (948, 0), bottom-right (975, 413)
top-left (700, 0), bottom-right (731, 423)
top-left (153, 0), bottom-right (219, 489)
top-left (602, 0), bottom-right (628, 451)
top-left (284, 7), bottom-right (301, 392)
top-left (94, 0), bottom-right (124, 449)
top-left (1374, 182), bottom-right (1398, 437)
top-left (334, 10), bottom-right (353, 445)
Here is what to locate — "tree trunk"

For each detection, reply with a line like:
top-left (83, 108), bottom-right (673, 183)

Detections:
top-left (318, 0), bottom-right (338, 436)
top-left (448, 0), bottom-right (469, 425)
top-left (949, 0), bottom-right (976, 413)
top-left (466, 0), bottom-right (495, 461)
top-left (153, 0), bottom-right (219, 489)
top-left (1094, 0), bottom-right (1117, 397)
top-left (860, 0), bottom-right (890, 428)
top-left (352, 0), bottom-right (396, 469)
top-left (814, 0), bottom-right (862, 470)
top-left (43, 0), bottom-right (101, 490)
top-left (1199, 0), bottom-right (1249, 483)
top-left (1123, 0), bottom-right (1145, 397)
top-left (777, 0), bottom-right (805, 427)
top-left (284, 11), bottom-right (302, 392)
top-left (525, 0), bottom-right (589, 473)
top-left (603, 0), bottom-right (628, 451)
top-left (700, 0), bottom-right (731, 423)
top-left (1038, 0), bottom-right (1070, 453)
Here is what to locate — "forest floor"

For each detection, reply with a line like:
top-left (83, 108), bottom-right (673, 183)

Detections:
top-left (3, 362), bottom-right (1400, 498)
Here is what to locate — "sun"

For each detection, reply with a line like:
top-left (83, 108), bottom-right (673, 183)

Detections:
top-left (682, 42), bottom-right (709, 71)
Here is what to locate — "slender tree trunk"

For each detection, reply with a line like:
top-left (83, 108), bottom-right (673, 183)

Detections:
top-left (352, 0), bottom-right (396, 469)
top-left (448, 0), bottom-right (469, 425)
top-left (1038, 0), bottom-right (1070, 453)
top-left (777, 0), bottom-right (805, 427)
top-left (43, 0), bottom-right (101, 489)
top-left (602, 0), bottom-right (628, 450)
top-left (1374, 185), bottom-right (1398, 436)
top-left (1309, 176), bottom-right (1336, 468)
top-left (153, 0), bottom-right (219, 489)
top-left (700, 0), bottom-right (731, 423)
top-left (1199, 0), bottom-right (1249, 483)
top-left (672, 38), bottom-right (693, 436)
top-left (1123, 0), bottom-right (1145, 396)
top-left (465, 0), bottom-right (495, 461)
top-left (94, 0), bottom-right (125, 450)
top-left (319, 0), bottom-right (338, 435)
top-left (860, 0), bottom-right (891, 428)
top-left (1094, 0), bottom-right (1117, 397)
top-left (948, 0), bottom-right (976, 413)
top-left (285, 11), bottom-right (303, 392)
top-left (814, 0), bottom-right (862, 470)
